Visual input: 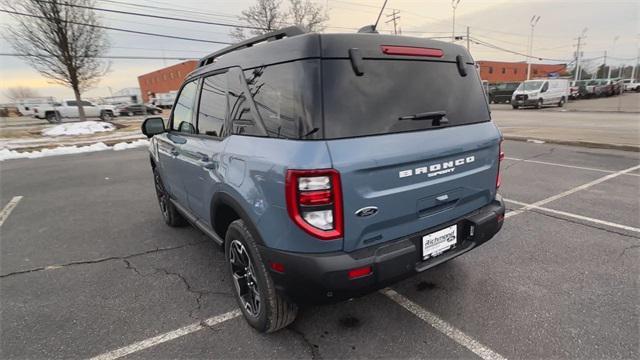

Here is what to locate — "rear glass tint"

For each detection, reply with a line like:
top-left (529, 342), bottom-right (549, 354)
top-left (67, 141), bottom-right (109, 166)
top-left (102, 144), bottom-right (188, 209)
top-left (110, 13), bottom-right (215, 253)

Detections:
top-left (321, 59), bottom-right (490, 139)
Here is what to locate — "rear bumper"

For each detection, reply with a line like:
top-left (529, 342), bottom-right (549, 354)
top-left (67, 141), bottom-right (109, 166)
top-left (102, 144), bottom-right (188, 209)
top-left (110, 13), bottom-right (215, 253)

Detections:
top-left (259, 196), bottom-right (505, 304)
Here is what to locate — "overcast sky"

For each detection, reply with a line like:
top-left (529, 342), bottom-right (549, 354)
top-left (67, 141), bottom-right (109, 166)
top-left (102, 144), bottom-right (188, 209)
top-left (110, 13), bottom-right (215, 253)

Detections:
top-left (0, 0), bottom-right (638, 103)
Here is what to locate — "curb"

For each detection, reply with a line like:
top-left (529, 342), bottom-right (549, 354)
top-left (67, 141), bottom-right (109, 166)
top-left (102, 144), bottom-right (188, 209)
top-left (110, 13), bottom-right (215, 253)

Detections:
top-left (4, 137), bottom-right (146, 153)
top-left (503, 135), bottom-right (640, 153)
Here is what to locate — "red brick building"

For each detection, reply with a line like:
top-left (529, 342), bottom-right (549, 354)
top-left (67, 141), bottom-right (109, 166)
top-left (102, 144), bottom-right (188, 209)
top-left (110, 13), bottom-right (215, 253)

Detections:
top-left (477, 61), bottom-right (567, 83)
top-left (138, 60), bottom-right (198, 103)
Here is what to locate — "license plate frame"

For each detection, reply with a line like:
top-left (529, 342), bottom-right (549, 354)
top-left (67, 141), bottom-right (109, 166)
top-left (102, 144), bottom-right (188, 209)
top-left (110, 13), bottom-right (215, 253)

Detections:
top-left (422, 224), bottom-right (457, 260)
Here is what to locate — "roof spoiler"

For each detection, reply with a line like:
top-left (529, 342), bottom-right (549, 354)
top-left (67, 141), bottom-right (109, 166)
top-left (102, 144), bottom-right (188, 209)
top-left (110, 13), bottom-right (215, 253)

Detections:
top-left (198, 26), bottom-right (306, 67)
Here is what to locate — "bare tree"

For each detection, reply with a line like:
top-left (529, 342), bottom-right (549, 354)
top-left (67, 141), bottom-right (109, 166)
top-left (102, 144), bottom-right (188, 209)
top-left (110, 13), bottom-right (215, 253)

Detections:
top-left (4, 86), bottom-right (40, 101)
top-left (231, 0), bottom-right (285, 41)
top-left (3, 0), bottom-right (110, 120)
top-left (288, 0), bottom-right (328, 32)
top-left (230, 0), bottom-right (328, 41)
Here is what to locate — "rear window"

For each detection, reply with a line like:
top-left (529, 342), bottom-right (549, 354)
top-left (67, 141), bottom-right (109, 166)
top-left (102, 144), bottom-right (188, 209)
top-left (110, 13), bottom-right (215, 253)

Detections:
top-left (321, 59), bottom-right (490, 139)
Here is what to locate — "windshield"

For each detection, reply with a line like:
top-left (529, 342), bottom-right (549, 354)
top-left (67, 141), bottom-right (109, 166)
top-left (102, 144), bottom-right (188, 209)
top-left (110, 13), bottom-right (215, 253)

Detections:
top-left (516, 81), bottom-right (543, 91)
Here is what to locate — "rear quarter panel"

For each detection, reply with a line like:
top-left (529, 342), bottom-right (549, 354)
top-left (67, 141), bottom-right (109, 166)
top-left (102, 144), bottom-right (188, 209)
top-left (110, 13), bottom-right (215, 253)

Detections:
top-left (220, 135), bottom-right (343, 253)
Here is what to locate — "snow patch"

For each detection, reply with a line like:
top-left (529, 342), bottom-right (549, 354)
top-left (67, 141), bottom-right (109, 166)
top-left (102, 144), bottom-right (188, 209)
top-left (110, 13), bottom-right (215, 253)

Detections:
top-left (0, 139), bottom-right (149, 161)
top-left (527, 139), bottom-right (546, 144)
top-left (42, 121), bottom-right (115, 136)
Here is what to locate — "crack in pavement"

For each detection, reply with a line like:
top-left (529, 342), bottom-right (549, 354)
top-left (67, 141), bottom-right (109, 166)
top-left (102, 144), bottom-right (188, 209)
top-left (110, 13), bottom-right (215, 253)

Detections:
top-left (0, 240), bottom-right (207, 278)
top-left (289, 327), bottom-right (322, 360)
top-left (618, 244), bottom-right (640, 260)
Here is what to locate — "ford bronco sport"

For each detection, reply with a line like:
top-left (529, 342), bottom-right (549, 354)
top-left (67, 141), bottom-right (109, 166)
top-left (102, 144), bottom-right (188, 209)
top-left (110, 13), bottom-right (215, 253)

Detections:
top-left (142, 27), bottom-right (505, 333)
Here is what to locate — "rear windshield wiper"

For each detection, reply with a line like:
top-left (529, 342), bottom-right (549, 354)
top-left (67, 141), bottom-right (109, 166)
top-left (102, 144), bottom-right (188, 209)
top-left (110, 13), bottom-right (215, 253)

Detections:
top-left (398, 111), bottom-right (449, 125)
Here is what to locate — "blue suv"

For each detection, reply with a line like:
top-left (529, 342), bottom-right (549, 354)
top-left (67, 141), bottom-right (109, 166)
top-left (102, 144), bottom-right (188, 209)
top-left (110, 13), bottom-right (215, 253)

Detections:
top-left (142, 27), bottom-right (505, 333)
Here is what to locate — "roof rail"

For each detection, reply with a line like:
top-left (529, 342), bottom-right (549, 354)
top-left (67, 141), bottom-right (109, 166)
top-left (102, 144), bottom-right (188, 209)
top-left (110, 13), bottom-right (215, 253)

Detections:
top-left (198, 26), bottom-right (306, 67)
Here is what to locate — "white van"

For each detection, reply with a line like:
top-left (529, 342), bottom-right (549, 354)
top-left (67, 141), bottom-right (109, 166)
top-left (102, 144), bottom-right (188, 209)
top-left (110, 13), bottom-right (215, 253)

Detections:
top-left (511, 79), bottom-right (570, 109)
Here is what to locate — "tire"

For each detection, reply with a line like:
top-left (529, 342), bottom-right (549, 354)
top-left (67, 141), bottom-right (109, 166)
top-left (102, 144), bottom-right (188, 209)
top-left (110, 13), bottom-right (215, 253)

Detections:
top-left (558, 97), bottom-right (565, 107)
top-left (100, 111), bottom-right (113, 121)
top-left (225, 219), bottom-right (298, 333)
top-left (46, 112), bottom-right (60, 123)
top-left (536, 99), bottom-right (543, 109)
top-left (512, 105), bottom-right (519, 109)
top-left (153, 168), bottom-right (187, 227)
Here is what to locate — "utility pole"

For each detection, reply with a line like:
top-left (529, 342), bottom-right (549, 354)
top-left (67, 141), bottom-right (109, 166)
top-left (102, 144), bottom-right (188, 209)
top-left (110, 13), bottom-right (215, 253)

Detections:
top-left (574, 28), bottom-right (588, 81)
top-left (451, 0), bottom-right (461, 42)
top-left (385, 9), bottom-right (400, 35)
top-left (632, 47), bottom-right (640, 80)
top-left (607, 35), bottom-right (619, 80)
top-left (526, 15), bottom-right (541, 81)
top-left (603, 50), bottom-right (607, 79)
top-left (466, 26), bottom-right (470, 51)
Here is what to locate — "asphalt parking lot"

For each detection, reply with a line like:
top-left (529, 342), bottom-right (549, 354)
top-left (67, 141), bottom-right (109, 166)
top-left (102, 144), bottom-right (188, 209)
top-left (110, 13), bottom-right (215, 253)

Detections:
top-left (1, 140), bottom-right (638, 359)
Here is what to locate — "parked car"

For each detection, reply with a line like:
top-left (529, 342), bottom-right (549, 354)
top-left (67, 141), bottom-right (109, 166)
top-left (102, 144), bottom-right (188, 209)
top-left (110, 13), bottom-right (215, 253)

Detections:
top-left (116, 104), bottom-right (162, 116)
top-left (511, 79), bottom-right (570, 109)
top-left (623, 78), bottom-right (640, 92)
top-left (141, 27), bottom-right (505, 333)
top-left (569, 80), bottom-right (589, 99)
top-left (598, 79), bottom-right (623, 97)
top-left (488, 82), bottom-right (519, 103)
top-left (33, 100), bottom-right (116, 123)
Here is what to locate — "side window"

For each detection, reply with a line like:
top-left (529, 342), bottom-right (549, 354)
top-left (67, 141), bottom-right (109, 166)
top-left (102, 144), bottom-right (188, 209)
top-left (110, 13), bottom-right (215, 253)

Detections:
top-left (227, 68), bottom-right (262, 136)
top-left (67, 101), bottom-right (77, 106)
top-left (198, 74), bottom-right (227, 137)
top-left (244, 65), bottom-right (305, 139)
top-left (542, 82), bottom-right (549, 92)
top-left (171, 80), bottom-right (198, 133)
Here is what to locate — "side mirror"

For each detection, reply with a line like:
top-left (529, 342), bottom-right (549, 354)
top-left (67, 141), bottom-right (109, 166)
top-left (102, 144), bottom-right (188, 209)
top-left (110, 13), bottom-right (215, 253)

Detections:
top-left (141, 117), bottom-right (165, 138)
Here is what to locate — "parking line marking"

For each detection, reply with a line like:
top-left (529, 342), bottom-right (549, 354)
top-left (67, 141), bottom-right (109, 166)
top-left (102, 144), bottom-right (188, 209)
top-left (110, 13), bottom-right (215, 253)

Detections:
top-left (505, 157), bottom-right (640, 176)
top-left (505, 164), bottom-right (640, 219)
top-left (89, 310), bottom-right (241, 360)
top-left (504, 198), bottom-right (640, 233)
top-left (382, 288), bottom-right (507, 360)
top-left (0, 196), bottom-right (23, 227)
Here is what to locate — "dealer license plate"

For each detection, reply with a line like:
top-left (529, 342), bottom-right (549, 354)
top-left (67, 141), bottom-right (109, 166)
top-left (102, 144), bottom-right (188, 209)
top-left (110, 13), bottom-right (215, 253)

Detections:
top-left (422, 224), bottom-right (457, 260)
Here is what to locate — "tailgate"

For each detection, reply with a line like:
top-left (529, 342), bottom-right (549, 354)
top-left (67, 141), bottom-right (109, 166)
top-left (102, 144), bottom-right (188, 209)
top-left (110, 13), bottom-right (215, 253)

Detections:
top-left (327, 122), bottom-right (501, 252)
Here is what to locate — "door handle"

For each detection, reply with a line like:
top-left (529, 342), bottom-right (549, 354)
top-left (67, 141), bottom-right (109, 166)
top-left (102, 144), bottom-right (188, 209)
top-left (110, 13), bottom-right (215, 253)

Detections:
top-left (436, 194), bottom-right (449, 203)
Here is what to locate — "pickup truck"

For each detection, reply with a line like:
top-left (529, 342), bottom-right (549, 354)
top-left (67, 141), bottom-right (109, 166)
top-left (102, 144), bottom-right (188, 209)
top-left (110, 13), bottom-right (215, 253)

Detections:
top-left (33, 100), bottom-right (116, 123)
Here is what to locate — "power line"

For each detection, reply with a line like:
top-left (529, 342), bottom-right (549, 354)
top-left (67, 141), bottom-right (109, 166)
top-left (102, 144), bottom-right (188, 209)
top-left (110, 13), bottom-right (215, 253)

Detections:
top-left (97, 0), bottom-right (239, 20)
top-left (0, 53), bottom-right (198, 60)
top-left (36, 0), bottom-right (266, 30)
top-left (0, 9), bottom-right (233, 45)
top-left (470, 36), bottom-right (570, 62)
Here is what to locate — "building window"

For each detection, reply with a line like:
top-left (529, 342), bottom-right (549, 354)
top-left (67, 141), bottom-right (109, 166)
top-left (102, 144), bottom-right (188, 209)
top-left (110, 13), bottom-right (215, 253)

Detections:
top-left (163, 74), bottom-right (167, 81)
top-left (514, 68), bottom-right (518, 74)
top-left (178, 71), bottom-right (182, 77)
top-left (170, 72), bottom-right (175, 79)
top-left (501, 68), bottom-right (506, 74)
top-left (533, 69), bottom-right (538, 75)
top-left (488, 67), bottom-right (493, 74)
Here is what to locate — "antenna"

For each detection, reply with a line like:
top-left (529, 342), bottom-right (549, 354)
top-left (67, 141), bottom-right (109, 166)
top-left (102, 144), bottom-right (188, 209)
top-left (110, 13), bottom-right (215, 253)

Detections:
top-left (373, 0), bottom-right (388, 32)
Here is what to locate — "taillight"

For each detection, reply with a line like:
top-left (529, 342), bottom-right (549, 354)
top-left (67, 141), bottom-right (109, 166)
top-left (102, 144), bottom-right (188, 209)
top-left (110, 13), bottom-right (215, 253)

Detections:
top-left (497, 140), bottom-right (505, 188)
top-left (381, 45), bottom-right (444, 58)
top-left (285, 169), bottom-right (343, 240)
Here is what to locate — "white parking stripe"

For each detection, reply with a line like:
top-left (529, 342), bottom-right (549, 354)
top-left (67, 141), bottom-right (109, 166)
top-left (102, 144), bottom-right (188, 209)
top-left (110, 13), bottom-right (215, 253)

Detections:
top-left (506, 164), bottom-right (640, 219)
top-left (89, 310), bottom-right (241, 360)
top-left (382, 288), bottom-right (507, 360)
top-left (0, 196), bottom-right (23, 227)
top-left (504, 198), bottom-right (640, 234)
top-left (505, 157), bottom-right (640, 177)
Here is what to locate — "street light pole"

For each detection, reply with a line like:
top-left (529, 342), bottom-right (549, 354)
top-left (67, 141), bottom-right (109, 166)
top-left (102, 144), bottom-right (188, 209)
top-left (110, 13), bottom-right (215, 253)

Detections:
top-left (526, 15), bottom-right (541, 81)
top-left (607, 35), bottom-right (619, 80)
top-left (451, 0), bottom-right (461, 42)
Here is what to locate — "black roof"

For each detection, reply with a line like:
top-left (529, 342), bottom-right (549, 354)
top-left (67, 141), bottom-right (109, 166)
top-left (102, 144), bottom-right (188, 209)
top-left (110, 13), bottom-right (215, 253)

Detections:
top-left (187, 27), bottom-right (474, 80)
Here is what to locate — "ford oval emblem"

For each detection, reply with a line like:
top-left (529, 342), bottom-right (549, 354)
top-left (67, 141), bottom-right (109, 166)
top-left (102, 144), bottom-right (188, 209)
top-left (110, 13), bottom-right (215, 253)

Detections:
top-left (355, 206), bottom-right (378, 217)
